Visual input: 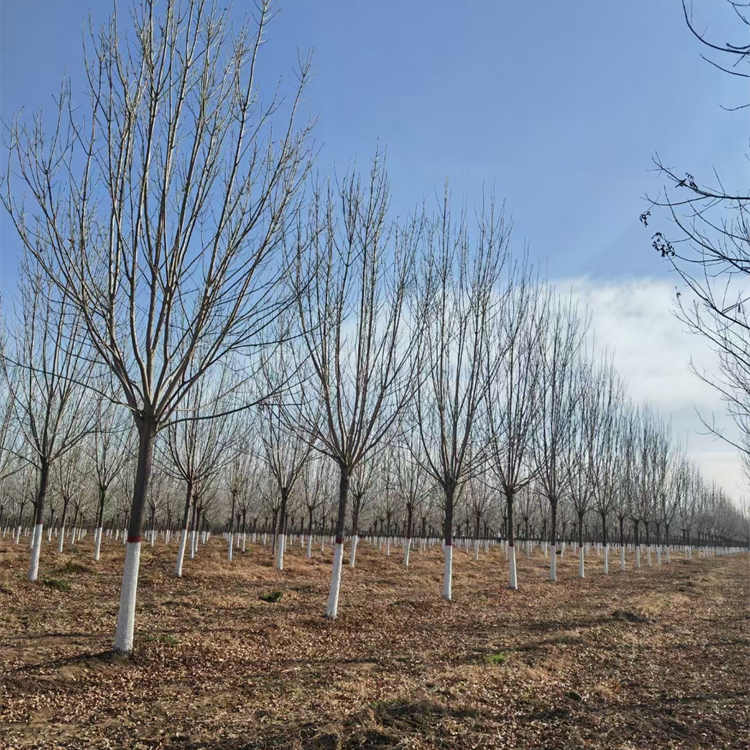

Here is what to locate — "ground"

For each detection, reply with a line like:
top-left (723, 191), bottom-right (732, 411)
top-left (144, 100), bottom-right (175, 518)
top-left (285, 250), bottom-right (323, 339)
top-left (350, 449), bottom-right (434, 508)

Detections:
top-left (1, 535), bottom-right (748, 749)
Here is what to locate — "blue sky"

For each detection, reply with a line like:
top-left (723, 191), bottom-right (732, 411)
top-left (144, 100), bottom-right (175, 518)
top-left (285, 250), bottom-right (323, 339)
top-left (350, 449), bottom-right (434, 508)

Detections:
top-left (0, 1), bottom-right (747, 493)
top-left (1, 0), bottom-right (746, 294)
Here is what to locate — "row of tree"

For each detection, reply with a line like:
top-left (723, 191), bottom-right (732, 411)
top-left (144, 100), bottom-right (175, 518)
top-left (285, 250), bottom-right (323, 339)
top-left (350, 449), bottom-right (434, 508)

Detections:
top-left (0, 0), bottom-right (747, 655)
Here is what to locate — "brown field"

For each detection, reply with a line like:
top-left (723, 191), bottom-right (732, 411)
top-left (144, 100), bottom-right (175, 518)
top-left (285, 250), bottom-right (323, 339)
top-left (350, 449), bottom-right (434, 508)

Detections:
top-left (1, 535), bottom-right (748, 749)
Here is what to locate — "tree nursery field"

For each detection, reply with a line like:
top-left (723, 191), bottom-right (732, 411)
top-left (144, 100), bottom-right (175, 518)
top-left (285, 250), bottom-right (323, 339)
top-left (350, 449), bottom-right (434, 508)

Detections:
top-left (1, 537), bottom-right (747, 750)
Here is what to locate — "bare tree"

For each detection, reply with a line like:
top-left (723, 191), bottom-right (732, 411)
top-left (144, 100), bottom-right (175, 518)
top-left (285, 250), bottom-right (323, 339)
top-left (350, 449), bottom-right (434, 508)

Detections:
top-left (1, 261), bottom-right (98, 581)
top-left (2, 0), bottom-right (313, 652)
top-left (589, 361), bottom-right (625, 574)
top-left (162, 371), bottom-right (240, 576)
top-left (392, 446), bottom-right (429, 567)
top-left (291, 157), bottom-right (420, 618)
top-left (299, 458), bottom-right (334, 559)
top-left (412, 190), bottom-right (508, 600)
top-left (533, 297), bottom-right (584, 582)
top-left (259, 338), bottom-right (314, 570)
top-left (348, 455), bottom-right (378, 567)
top-left (485, 264), bottom-right (545, 589)
top-left (641, 1), bottom-right (750, 470)
top-left (92, 401), bottom-right (133, 561)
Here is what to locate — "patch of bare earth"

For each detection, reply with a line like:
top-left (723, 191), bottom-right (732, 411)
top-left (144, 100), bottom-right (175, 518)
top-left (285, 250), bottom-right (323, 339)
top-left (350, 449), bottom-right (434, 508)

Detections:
top-left (1, 538), bottom-right (748, 749)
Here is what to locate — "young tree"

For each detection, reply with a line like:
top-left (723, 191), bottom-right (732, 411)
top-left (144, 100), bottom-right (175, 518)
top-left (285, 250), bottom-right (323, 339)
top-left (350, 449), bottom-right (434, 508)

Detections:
top-left (292, 158), bottom-right (420, 618)
top-left (392, 447), bottom-right (429, 567)
top-left (485, 264), bottom-right (545, 589)
top-left (348, 455), bottom-right (378, 567)
top-left (163, 373), bottom-right (240, 576)
top-left (259, 343), bottom-right (314, 570)
top-left (91, 402), bottom-right (132, 561)
top-left (412, 191), bottom-right (508, 600)
top-left (534, 298), bottom-right (584, 581)
top-left (589, 362), bottom-right (625, 574)
top-left (3, 0), bottom-right (313, 653)
top-left (1, 262), bottom-right (98, 580)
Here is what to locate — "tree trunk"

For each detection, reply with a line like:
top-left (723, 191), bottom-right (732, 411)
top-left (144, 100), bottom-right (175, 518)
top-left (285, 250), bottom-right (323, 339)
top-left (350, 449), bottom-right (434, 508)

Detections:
top-left (58, 497), bottom-right (70, 553)
top-left (306, 507), bottom-right (314, 559)
top-left (506, 490), bottom-right (517, 589)
top-left (443, 483), bottom-right (455, 600)
top-left (276, 487), bottom-right (288, 570)
top-left (350, 499), bottom-right (360, 568)
top-left (326, 465), bottom-right (349, 619)
top-left (633, 518), bottom-right (641, 568)
top-left (94, 484), bottom-right (107, 562)
top-left (28, 460), bottom-right (49, 582)
top-left (114, 420), bottom-right (157, 654)
top-left (404, 504), bottom-right (413, 567)
top-left (578, 510), bottom-right (585, 579)
top-left (549, 498), bottom-right (558, 582)
top-left (175, 480), bottom-right (193, 577)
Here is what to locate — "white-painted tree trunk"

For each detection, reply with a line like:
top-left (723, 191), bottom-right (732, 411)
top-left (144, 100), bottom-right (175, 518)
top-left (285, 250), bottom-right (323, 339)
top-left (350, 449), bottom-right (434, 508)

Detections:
top-left (175, 528), bottom-right (188, 577)
top-left (620, 545), bottom-right (625, 570)
top-left (647, 545), bottom-right (652, 566)
top-left (326, 542), bottom-right (344, 619)
top-left (656, 545), bottom-right (662, 565)
top-left (228, 532), bottom-right (234, 562)
top-left (350, 534), bottom-right (359, 567)
top-left (666, 546), bottom-right (671, 563)
top-left (550, 545), bottom-right (557, 581)
top-left (508, 545), bottom-right (518, 590)
top-left (276, 533), bottom-right (285, 570)
top-left (114, 541), bottom-right (141, 654)
top-left (28, 524), bottom-right (43, 582)
top-left (603, 544), bottom-right (609, 574)
top-left (403, 537), bottom-right (411, 567)
top-left (306, 534), bottom-right (313, 559)
top-left (57, 525), bottom-right (65, 553)
top-left (635, 545), bottom-right (641, 568)
top-left (47, 527), bottom-right (52, 543)
top-left (94, 527), bottom-right (103, 562)
top-left (579, 550), bottom-right (585, 578)
top-left (442, 544), bottom-right (453, 600)
top-left (474, 539), bottom-right (480, 561)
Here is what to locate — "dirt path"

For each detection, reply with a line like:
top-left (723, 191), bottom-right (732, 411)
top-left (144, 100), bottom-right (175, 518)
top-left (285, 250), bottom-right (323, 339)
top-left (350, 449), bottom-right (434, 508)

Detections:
top-left (1, 537), bottom-right (748, 749)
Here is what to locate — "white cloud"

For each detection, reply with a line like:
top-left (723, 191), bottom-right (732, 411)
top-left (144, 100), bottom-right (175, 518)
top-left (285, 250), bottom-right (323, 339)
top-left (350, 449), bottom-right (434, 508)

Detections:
top-left (557, 276), bottom-right (746, 501)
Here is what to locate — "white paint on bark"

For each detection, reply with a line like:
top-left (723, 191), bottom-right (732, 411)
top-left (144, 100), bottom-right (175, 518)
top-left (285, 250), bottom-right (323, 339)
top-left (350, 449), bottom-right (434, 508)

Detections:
top-left (175, 528), bottom-right (188, 577)
top-left (550, 545), bottom-right (557, 581)
top-left (326, 542), bottom-right (344, 619)
top-left (508, 545), bottom-right (518, 590)
top-left (28, 524), bottom-right (43, 582)
top-left (442, 544), bottom-right (453, 600)
top-left (114, 541), bottom-right (141, 654)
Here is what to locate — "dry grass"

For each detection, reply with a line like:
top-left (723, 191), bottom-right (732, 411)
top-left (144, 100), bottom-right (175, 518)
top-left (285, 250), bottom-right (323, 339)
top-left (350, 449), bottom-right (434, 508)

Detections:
top-left (1, 535), bottom-right (748, 749)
